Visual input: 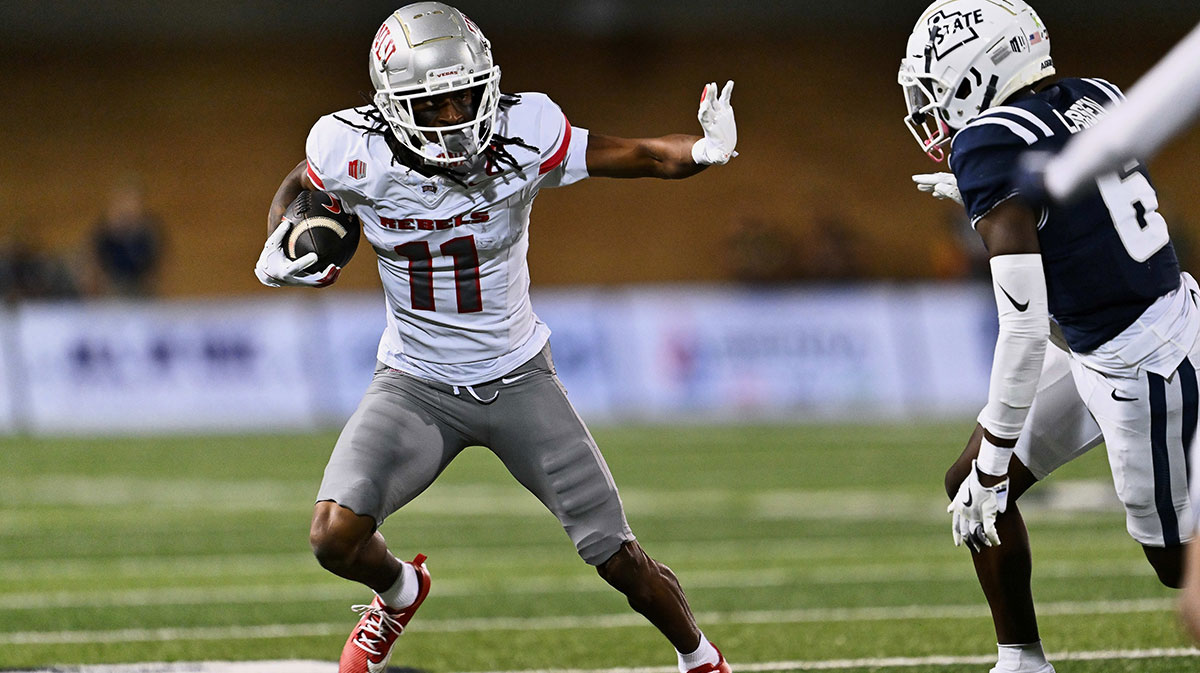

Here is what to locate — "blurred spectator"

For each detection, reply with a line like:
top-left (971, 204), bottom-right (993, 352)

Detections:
top-left (930, 209), bottom-right (989, 280)
top-left (724, 217), bottom-right (803, 283)
top-left (800, 212), bottom-right (861, 281)
top-left (0, 225), bottom-right (80, 302)
top-left (91, 178), bottom-right (164, 296)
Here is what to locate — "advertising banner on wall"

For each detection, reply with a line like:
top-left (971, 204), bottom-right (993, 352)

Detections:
top-left (311, 292), bottom-right (389, 422)
top-left (14, 298), bottom-right (321, 434)
top-left (0, 310), bottom-right (18, 433)
top-left (1, 284), bottom-right (1000, 434)
top-left (605, 286), bottom-right (911, 419)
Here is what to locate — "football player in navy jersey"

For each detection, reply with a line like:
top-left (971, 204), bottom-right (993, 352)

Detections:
top-left (900, 1), bottom-right (1200, 671)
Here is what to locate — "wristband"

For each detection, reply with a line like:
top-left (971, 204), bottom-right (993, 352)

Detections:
top-left (977, 435), bottom-right (1014, 477)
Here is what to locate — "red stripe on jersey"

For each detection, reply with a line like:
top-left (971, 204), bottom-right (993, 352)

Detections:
top-left (306, 161), bottom-right (327, 190)
top-left (538, 116), bottom-right (572, 175)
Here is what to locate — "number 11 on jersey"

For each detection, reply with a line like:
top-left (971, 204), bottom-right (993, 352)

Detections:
top-left (395, 235), bottom-right (483, 313)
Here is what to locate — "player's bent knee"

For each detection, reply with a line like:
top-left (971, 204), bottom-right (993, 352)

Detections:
top-left (945, 462), bottom-right (970, 500)
top-left (309, 501), bottom-right (375, 570)
top-left (596, 541), bottom-right (648, 588)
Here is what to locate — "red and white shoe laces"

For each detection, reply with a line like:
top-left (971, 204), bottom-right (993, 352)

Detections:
top-left (338, 554), bottom-right (431, 673)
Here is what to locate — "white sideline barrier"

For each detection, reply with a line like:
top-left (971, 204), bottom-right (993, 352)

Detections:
top-left (0, 312), bottom-right (17, 433)
top-left (533, 284), bottom-right (997, 421)
top-left (13, 299), bottom-right (321, 434)
top-left (0, 284), bottom-right (999, 434)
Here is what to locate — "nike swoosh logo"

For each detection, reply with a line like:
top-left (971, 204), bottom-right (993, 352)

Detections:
top-left (1190, 289), bottom-right (1198, 307)
top-left (997, 284), bottom-right (1029, 312)
top-left (323, 195), bottom-right (343, 215)
top-left (501, 371), bottom-right (536, 385)
top-left (1111, 390), bottom-right (1138, 402)
top-left (963, 491), bottom-right (973, 507)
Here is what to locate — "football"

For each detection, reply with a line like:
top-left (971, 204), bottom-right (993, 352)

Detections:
top-left (282, 190), bottom-right (361, 270)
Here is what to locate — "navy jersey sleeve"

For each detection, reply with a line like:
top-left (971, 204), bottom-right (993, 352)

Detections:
top-left (948, 123), bottom-right (1027, 226)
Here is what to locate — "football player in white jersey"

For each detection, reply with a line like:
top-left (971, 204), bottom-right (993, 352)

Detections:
top-left (254, 4), bottom-right (737, 673)
top-left (902, 1), bottom-right (1199, 671)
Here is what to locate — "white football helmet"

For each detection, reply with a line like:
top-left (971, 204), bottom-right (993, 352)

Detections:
top-left (899, 0), bottom-right (1054, 161)
top-left (369, 2), bottom-right (502, 166)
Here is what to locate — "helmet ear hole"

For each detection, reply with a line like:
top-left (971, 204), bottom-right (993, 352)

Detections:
top-left (955, 79), bottom-right (973, 100)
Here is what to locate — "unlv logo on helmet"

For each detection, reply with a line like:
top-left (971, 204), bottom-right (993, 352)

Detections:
top-left (927, 8), bottom-right (986, 60)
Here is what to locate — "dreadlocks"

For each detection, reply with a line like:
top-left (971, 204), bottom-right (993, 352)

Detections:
top-left (332, 93), bottom-right (538, 188)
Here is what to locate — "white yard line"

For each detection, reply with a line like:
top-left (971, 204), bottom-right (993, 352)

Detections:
top-left (0, 560), bottom-right (1155, 610)
top-left (465, 647), bottom-right (1200, 673)
top-left (0, 479), bottom-right (1121, 520)
top-left (24, 647), bottom-right (1200, 673)
top-left (0, 598), bottom-right (1177, 646)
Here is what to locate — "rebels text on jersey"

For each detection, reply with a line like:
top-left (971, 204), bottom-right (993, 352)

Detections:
top-left (305, 93), bottom-right (589, 385)
top-left (950, 78), bottom-right (1180, 352)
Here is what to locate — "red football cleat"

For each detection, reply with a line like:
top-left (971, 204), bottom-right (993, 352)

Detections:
top-left (338, 554), bottom-right (431, 673)
top-left (685, 644), bottom-right (732, 673)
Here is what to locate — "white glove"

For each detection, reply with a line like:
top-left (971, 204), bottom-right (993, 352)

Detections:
top-left (254, 219), bottom-right (340, 288)
top-left (913, 172), bottom-right (963, 205)
top-left (692, 80), bottom-right (737, 165)
top-left (947, 460), bottom-right (1009, 552)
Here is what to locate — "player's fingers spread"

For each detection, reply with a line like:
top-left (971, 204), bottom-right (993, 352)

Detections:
top-left (719, 80), bottom-right (734, 105)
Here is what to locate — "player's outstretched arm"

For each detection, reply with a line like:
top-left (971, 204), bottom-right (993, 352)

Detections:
top-left (586, 80), bottom-right (736, 180)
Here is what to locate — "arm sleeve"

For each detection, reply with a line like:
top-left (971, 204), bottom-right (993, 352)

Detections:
top-left (977, 254), bottom-right (1051, 440)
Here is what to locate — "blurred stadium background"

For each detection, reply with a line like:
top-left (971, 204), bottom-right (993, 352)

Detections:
top-left (3, 1), bottom-right (1200, 671)
top-left (1, 0), bottom-right (1198, 432)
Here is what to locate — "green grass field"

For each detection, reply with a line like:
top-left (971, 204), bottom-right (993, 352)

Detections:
top-left (1, 422), bottom-right (1197, 672)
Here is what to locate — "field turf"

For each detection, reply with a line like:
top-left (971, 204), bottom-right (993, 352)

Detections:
top-left (1, 423), bottom-right (1197, 671)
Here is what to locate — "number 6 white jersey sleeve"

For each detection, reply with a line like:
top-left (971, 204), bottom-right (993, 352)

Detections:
top-left (304, 93), bottom-right (590, 385)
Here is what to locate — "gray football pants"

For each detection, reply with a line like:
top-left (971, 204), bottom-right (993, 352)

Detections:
top-left (315, 344), bottom-right (635, 565)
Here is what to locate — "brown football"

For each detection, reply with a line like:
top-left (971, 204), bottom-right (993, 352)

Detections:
top-left (282, 190), bottom-right (361, 270)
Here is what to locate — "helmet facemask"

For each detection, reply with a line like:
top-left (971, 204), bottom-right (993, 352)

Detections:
top-left (373, 65), bottom-right (502, 167)
top-left (899, 63), bottom-right (956, 162)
